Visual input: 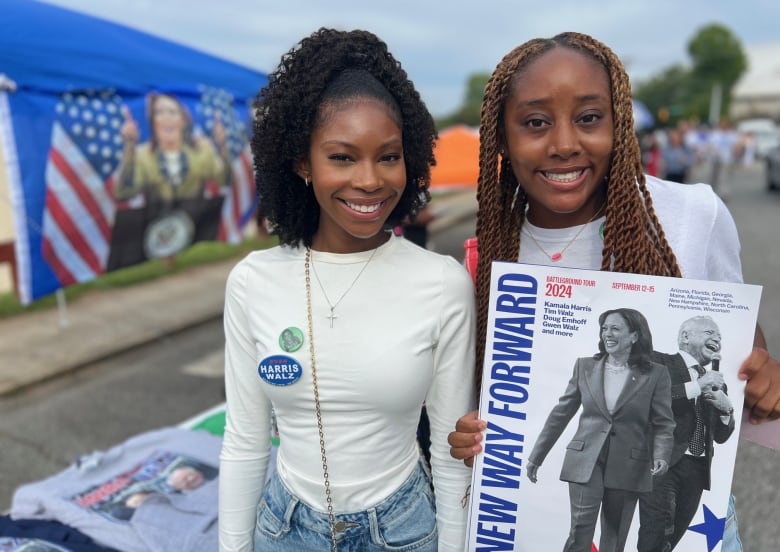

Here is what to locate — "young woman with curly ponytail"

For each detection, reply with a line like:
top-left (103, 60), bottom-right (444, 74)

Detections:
top-left (219, 28), bottom-right (475, 552)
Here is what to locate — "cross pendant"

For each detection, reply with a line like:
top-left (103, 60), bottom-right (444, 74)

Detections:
top-left (326, 307), bottom-right (337, 328)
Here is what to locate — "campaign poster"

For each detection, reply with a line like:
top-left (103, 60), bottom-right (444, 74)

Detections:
top-left (466, 261), bottom-right (762, 552)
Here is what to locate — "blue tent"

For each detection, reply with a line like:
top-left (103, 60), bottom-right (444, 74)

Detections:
top-left (0, 0), bottom-right (267, 303)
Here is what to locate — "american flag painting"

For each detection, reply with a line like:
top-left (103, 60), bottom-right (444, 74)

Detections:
top-left (38, 87), bottom-right (256, 287)
top-left (197, 85), bottom-right (256, 244)
top-left (41, 91), bottom-right (124, 286)
top-left (1, 1), bottom-right (266, 303)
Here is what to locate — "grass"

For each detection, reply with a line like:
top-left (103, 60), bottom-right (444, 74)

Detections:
top-left (0, 236), bottom-right (277, 320)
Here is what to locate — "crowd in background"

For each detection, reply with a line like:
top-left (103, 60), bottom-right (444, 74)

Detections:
top-left (638, 119), bottom-right (763, 197)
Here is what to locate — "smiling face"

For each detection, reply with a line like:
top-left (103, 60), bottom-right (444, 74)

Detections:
top-left (301, 97), bottom-right (406, 253)
top-left (681, 318), bottom-right (722, 366)
top-left (601, 312), bottom-right (637, 359)
top-left (152, 95), bottom-right (186, 152)
top-left (502, 47), bottom-right (613, 228)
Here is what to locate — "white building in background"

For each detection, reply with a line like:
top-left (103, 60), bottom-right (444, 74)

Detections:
top-left (730, 42), bottom-right (780, 122)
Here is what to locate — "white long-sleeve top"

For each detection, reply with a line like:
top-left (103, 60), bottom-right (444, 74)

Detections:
top-left (219, 234), bottom-right (476, 551)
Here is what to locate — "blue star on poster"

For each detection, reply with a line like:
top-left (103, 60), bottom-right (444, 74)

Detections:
top-left (688, 504), bottom-right (726, 551)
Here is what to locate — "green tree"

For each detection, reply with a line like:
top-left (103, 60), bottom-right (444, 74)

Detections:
top-left (688, 23), bottom-right (747, 87)
top-left (633, 23), bottom-right (748, 126)
top-left (633, 65), bottom-right (690, 125)
top-left (435, 72), bottom-right (490, 129)
top-left (687, 23), bottom-right (747, 122)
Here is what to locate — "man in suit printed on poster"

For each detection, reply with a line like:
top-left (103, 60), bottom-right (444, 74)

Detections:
top-left (639, 315), bottom-right (735, 551)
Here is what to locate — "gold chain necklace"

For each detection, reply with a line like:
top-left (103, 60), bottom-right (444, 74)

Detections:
top-left (311, 247), bottom-right (377, 328)
top-left (305, 247), bottom-right (363, 551)
top-left (522, 204), bottom-right (605, 262)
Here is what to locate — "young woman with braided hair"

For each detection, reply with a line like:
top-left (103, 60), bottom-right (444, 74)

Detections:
top-left (220, 28), bottom-right (475, 551)
top-left (448, 32), bottom-right (780, 551)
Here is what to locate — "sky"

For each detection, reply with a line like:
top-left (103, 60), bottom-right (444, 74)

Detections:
top-left (40, 0), bottom-right (780, 117)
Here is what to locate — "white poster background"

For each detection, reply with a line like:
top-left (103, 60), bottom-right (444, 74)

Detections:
top-left (467, 261), bottom-right (763, 552)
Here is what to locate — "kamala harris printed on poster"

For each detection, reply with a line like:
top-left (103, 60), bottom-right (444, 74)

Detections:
top-left (466, 261), bottom-right (762, 552)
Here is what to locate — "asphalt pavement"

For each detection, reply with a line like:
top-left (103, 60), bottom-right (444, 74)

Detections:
top-left (0, 259), bottom-right (232, 397)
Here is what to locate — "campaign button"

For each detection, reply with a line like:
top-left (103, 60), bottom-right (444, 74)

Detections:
top-left (258, 354), bottom-right (302, 386)
top-left (278, 327), bottom-right (304, 352)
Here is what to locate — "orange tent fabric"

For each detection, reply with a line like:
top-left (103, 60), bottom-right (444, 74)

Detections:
top-left (429, 125), bottom-right (479, 190)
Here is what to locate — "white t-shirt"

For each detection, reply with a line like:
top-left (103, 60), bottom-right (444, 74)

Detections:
top-left (11, 427), bottom-right (221, 552)
top-left (219, 234), bottom-right (476, 551)
top-left (518, 176), bottom-right (743, 283)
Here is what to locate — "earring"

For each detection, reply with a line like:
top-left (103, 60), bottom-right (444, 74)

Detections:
top-left (304, 175), bottom-right (310, 187)
top-left (510, 183), bottom-right (520, 212)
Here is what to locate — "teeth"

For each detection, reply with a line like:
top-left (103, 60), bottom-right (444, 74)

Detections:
top-left (345, 200), bottom-right (381, 213)
top-left (545, 171), bottom-right (583, 183)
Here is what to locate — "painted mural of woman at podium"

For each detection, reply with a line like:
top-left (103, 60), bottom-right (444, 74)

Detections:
top-left (115, 92), bottom-right (231, 203)
top-left (107, 92), bottom-right (231, 267)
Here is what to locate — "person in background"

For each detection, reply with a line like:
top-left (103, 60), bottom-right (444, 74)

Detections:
top-left (219, 28), bottom-right (475, 552)
top-left (640, 131), bottom-right (663, 177)
top-left (662, 128), bottom-right (695, 183)
top-left (732, 131), bottom-right (756, 168)
top-left (401, 203), bottom-right (436, 248)
top-left (447, 31), bottom-right (780, 552)
top-left (708, 119), bottom-right (739, 200)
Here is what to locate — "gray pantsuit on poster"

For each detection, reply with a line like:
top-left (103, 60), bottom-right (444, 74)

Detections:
top-left (528, 356), bottom-right (675, 552)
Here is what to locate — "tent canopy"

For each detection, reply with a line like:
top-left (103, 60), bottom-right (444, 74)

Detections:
top-left (1, 0), bottom-right (267, 303)
top-left (1, 0), bottom-right (264, 97)
top-left (430, 125), bottom-right (479, 191)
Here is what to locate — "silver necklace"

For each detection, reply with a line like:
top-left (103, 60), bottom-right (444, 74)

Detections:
top-left (310, 247), bottom-right (378, 327)
top-left (522, 204), bottom-right (605, 262)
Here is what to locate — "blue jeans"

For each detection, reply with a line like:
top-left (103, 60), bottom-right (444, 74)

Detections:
top-left (723, 494), bottom-right (743, 551)
top-left (253, 459), bottom-right (438, 551)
